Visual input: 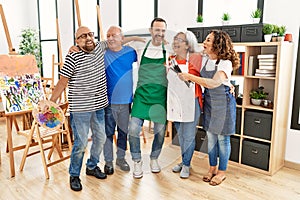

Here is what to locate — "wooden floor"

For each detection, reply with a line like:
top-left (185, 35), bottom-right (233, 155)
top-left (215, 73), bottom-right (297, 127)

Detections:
top-left (1, 117), bottom-right (300, 200)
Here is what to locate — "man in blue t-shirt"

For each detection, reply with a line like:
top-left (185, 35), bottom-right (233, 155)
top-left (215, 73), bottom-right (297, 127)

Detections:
top-left (103, 26), bottom-right (137, 175)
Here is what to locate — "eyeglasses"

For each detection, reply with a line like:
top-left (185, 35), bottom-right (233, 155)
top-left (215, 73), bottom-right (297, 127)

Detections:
top-left (77, 32), bottom-right (94, 39)
top-left (106, 33), bottom-right (121, 38)
top-left (174, 37), bottom-right (187, 43)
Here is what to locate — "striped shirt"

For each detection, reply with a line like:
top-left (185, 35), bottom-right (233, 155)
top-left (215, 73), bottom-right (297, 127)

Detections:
top-left (59, 41), bottom-right (108, 112)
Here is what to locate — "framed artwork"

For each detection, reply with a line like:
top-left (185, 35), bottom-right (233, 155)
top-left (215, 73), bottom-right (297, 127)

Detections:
top-left (0, 55), bottom-right (44, 114)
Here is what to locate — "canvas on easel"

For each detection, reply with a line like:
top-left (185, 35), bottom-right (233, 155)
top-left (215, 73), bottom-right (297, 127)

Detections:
top-left (0, 54), bottom-right (44, 114)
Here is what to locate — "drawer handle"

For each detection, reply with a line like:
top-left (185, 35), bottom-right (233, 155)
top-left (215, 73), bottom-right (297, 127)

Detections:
top-left (246, 29), bottom-right (258, 35)
top-left (254, 119), bottom-right (261, 124)
top-left (251, 149), bottom-right (258, 154)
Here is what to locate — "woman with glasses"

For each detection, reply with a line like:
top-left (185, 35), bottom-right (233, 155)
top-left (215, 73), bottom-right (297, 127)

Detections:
top-left (167, 30), bottom-right (203, 178)
top-left (179, 30), bottom-right (239, 185)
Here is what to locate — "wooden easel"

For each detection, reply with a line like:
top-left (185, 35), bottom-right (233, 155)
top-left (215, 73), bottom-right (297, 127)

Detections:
top-left (0, 4), bottom-right (17, 55)
top-left (74, 1), bottom-right (105, 40)
top-left (75, 0), bottom-right (81, 27)
top-left (96, 5), bottom-right (105, 41)
top-left (41, 18), bottom-right (66, 102)
top-left (0, 4), bottom-right (26, 177)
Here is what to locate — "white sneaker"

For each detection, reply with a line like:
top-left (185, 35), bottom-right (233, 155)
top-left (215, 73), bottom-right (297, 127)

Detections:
top-left (133, 161), bottom-right (143, 179)
top-left (172, 163), bottom-right (183, 173)
top-left (150, 159), bottom-right (161, 173)
top-left (180, 165), bottom-right (190, 179)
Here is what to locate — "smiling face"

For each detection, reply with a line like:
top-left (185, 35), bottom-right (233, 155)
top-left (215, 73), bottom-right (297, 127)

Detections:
top-left (172, 33), bottom-right (188, 59)
top-left (75, 26), bottom-right (96, 52)
top-left (149, 21), bottom-right (166, 46)
top-left (106, 26), bottom-right (123, 52)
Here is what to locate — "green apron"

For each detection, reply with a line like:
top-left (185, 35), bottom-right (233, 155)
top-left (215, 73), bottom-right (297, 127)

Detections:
top-left (131, 40), bottom-right (167, 124)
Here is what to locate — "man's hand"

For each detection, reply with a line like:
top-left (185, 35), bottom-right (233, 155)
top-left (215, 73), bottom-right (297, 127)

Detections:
top-left (68, 46), bottom-right (80, 53)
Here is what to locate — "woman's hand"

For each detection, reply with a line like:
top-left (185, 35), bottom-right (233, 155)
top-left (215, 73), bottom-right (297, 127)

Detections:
top-left (178, 72), bottom-right (190, 82)
top-left (68, 46), bottom-right (80, 53)
top-left (230, 84), bottom-right (235, 96)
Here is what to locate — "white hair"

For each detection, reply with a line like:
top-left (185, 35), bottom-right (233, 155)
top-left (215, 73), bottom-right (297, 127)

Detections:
top-left (175, 30), bottom-right (200, 53)
top-left (107, 25), bottom-right (123, 36)
top-left (185, 30), bottom-right (200, 53)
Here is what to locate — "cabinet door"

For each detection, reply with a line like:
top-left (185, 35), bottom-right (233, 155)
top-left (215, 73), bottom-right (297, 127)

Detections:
top-left (195, 128), bottom-right (207, 153)
top-left (187, 28), bottom-right (204, 43)
top-left (229, 136), bottom-right (240, 162)
top-left (222, 26), bottom-right (241, 42)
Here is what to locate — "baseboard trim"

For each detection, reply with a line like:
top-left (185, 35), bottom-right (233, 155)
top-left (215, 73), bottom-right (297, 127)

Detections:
top-left (284, 160), bottom-right (300, 171)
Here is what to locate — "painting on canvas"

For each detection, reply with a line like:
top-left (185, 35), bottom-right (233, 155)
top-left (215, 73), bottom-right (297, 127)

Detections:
top-left (0, 55), bottom-right (44, 114)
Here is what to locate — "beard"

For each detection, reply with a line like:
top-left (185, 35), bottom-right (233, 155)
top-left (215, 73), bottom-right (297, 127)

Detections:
top-left (81, 40), bottom-right (96, 52)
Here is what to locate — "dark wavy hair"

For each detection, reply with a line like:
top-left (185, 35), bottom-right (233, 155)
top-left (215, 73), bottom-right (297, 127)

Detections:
top-left (209, 30), bottom-right (240, 69)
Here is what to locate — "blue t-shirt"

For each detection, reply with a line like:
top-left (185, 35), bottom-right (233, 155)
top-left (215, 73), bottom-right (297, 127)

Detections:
top-left (104, 46), bottom-right (137, 104)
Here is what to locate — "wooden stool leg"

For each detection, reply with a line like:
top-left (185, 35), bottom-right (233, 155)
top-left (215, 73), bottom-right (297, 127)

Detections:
top-left (165, 121), bottom-right (171, 137)
top-left (20, 124), bottom-right (36, 171)
top-left (141, 126), bottom-right (146, 143)
top-left (64, 120), bottom-right (73, 152)
top-left (66, 130), bottom-right (73, 152)
top-left (113, 134), bottom-right (117, 145)
top-left (148, 121), bottom-right (152, 133)
top-left (36, 127), bottom-right (50, 179)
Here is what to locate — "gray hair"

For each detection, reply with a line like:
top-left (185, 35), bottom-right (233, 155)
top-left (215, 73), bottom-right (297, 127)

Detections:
top-left (175, 30), bottom-right (200, 53)
top-left (185, 30), bottom-right (200, 53)
top-left (107, 25), bottom-right (124, 36)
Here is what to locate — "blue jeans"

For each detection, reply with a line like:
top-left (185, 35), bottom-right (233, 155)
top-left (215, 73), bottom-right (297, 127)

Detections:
top-left (128, 117), bottom-right (166, 161)
top-left (69, 109), bottom-right (106, 177)
top-left (207, 131), bottom-right (231, 171)
top-left (104, 104), bottom-right (130, 162)
top-left (174, 99), bottom-right (200, 167)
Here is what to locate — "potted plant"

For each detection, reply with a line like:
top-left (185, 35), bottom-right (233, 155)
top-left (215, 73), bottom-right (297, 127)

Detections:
top-left (196, 14), bottom-right (204, 25)
top-left (262, 24), bottom-right (274, 42)
top-left (221, 13), bottom-right (230, 25)
top-left (251, 8), bottom-right (262, 23)
top-left (19, 28), bottom-right (42, 71)
top-left (271, 24), bottom-right (279, 41)
top-left (249, 86), bottom-right (268, 105)
top-left (277, 25), bottom-right (286, 41)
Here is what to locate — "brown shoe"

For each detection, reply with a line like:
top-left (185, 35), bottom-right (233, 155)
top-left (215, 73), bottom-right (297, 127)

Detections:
top-left (202, 172), bottom-right (216, 182)
top-left (209, 175), bottom-right (226, 186)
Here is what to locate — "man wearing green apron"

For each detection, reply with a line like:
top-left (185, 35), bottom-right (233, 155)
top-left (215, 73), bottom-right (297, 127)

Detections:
top-left (128, 18), bottom-right (170, 178)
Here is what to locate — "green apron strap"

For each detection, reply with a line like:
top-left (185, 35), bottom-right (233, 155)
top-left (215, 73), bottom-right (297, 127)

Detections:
top-left (141, 40), bottom-right (166, 65)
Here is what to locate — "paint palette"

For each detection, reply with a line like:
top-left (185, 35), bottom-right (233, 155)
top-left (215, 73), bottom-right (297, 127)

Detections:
top-left (33, 100), bottom-right (65, 130)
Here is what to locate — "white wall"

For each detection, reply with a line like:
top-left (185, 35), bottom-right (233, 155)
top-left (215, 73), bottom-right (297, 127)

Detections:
top-left (0, 0), bottom-right (300, 164)
top-left (262, 0), bottom-right (300, 164)
top-left (0, 0), bottom-right (38, 53)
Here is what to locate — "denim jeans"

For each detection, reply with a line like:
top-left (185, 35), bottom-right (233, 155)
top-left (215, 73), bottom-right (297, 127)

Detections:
top-left (69, 109), bottom-right (106, 177)
top-left (103, 104), bottom-right (130, 162)
top-left (128, 117), bottom-right (166, 161)
top-left (206, 131), bottom-right (231, 171)
top-left (174, 98), bottom-right (200, 167)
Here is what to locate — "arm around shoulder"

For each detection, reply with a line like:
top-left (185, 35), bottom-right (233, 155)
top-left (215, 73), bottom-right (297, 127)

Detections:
top-left (123, 36), bottom-right (146, 44)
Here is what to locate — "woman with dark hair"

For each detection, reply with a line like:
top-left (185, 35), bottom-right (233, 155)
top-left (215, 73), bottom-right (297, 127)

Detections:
top-left (179, 30), bottom-right (239, 186)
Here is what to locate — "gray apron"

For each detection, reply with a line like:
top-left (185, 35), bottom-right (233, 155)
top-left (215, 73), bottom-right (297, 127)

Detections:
top-left (200, 58), bottom-right (236, 135)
